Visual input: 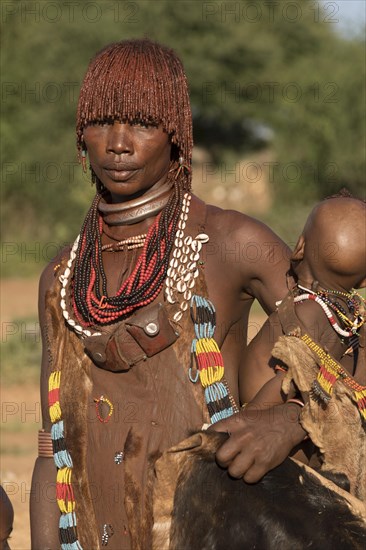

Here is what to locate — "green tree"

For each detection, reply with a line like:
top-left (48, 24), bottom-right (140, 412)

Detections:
top-left (1, 0), bottom-right (364, 274)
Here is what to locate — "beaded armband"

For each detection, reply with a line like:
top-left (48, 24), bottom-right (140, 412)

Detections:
top-left (190, 295), bottom-right (238, 424)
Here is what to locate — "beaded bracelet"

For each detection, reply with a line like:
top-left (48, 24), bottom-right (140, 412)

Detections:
top-left (287, 398), bottom-right (305, 407)
top-left (274, 364), bottom-right (288, 374)
top-left (286, 399), bottom-right (310, 441)
top-left (94, 395), bottom-right (114, 423)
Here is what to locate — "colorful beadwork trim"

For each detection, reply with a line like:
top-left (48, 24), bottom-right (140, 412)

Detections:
top-left (49, 371), bottom-right (83, 549)
top-left (190, 295), bottom-right (234, 424)
top-left (94, 395), bottom-right (114, 423)
top-left (301, 334), bottom-right (366, 422)
top-left (51, 420), bottom-right (73, 469)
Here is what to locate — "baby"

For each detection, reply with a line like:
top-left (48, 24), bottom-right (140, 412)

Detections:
top-left (245, 194), bottom-right (366, 499)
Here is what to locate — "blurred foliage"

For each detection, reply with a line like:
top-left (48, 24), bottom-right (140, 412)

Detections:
top-left (1, 0), bottom-right (365, 276)
top-left (1, 317), bottom-right (41, 385)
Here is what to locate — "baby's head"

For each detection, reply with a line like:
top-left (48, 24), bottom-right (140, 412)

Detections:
top-left (291, 195), bottom-right (366, 291)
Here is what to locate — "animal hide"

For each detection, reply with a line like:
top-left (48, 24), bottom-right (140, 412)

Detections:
top-left (46, 288), bottom-right (101, 548)
top-left (153, 431), bottom-right (366, 550)
top-left (45, 256), bottom-right (210, 549)
top-left (272, 335), bottom-right (366, 501)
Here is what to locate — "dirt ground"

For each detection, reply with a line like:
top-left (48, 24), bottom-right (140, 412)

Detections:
top-left (0, 278), bottom-right (39, 323)
top-left (1, 385), bottom-right (40, 550)
top-left (1, 277), bottom-right (266, 549)
top-left (1, 279), bottom-right (40, 549)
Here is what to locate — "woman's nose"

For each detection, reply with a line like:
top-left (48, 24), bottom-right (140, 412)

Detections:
top-left (106, 122), bottom-right (133, 154)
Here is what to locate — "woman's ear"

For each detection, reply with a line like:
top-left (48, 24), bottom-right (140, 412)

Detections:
top-left (170, 142), bottom-right (179, 162)
top-left (290, 235), bottom-right (305, 261)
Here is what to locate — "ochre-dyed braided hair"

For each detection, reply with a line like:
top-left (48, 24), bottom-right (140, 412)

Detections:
top-left (76, 38), bottom-right (193, 190)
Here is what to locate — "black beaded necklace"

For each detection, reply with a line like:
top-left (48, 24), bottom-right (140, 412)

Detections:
top-left (71, 178), bottom-right (183, 326)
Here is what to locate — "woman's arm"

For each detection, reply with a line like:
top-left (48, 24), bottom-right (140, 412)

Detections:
top-left (30, 264), bottom-right (61, 549)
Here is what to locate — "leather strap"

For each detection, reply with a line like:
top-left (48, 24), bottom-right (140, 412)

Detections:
top-left (83, 302), bottom-right (179, 372)
top-left (277, 290), bottom-right (306, 336)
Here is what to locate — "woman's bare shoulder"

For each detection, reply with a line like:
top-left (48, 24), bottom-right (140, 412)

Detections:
top-left (205, 203), bottom-right (286, 244)
top-left (38, 245), bottom-right (71, 309)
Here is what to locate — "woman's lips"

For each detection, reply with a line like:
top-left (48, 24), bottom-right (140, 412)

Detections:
top-left (104, 167), bottom-right (137, 181)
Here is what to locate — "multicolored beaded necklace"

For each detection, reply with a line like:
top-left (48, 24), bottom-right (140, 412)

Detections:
top-left (295, 284), bottom-right (365, 338)
top-left (317, 288), bottom-right (364, 331)
top-left (61, 182), bottom-right (184, 331)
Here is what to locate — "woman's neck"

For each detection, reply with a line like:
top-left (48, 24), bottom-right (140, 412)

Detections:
top-left (98, 180), bottom-right (174, 226)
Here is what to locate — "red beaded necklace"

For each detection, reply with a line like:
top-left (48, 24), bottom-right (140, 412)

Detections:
top-left (71, 181), bottom-right (183, 327)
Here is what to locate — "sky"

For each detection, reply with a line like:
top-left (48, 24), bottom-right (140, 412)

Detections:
top-left (319, 0), bottom-right (366, 37)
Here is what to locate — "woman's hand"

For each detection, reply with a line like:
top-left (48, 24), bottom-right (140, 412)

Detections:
top-left (209, 403), bottom-right (307, 483)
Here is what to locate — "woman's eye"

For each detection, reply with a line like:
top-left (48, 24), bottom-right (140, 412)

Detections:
top-left (132, 121), bottom-right (149, 128)
top-left (131, 120), bottom-right (158, 129)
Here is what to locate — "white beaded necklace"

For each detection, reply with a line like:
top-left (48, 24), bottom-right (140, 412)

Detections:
top-left (294, 284), bottom-right (356, 338)
top-left (59, 235), bottom-right (101, 338)
top-left (164, 192), bottom-right (209, 323)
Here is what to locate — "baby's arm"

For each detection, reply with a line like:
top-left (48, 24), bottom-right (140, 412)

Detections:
top-left (248, 367), bottom-right (296, 408)
top-left (240, 312), bottom-right (296, 405)
top-left (241, 293), bottom-right (356, 413)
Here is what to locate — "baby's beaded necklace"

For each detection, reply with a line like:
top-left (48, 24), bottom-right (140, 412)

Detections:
top-left (295, 284), bottom-right (365, 338)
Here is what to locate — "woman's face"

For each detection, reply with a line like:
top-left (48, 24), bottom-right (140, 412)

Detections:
top-left (83, 120), bottom-right (172, 203)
